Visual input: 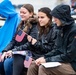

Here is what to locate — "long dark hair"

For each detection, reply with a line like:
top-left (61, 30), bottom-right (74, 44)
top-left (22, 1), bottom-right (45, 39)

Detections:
top-left (38, 7), bottom-right (52, 37)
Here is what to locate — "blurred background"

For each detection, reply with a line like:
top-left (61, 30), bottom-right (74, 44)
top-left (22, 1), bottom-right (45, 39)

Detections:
top-left (0, 0), bottom-right (76, 26)
top-left (0, 0), bottom-right (71, 13)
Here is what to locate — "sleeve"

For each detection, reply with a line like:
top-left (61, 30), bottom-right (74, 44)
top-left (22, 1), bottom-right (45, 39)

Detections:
top-left (12, 42), bottom-right (30, 51)
top-left (12, 24), bottom-right (38, 51)
top-left (32, 39), bottom-right (54, 53)
top-left (45, 31), bottom-right (76, 62)
top-left (29, 24), bottom-right (38, 39)
top-left (2, 34), bottom-right (16, 52)
top-left (31, 27), bottom-right (57, 53)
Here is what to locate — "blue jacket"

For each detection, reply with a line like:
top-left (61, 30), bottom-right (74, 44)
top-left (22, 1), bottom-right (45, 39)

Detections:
top-left (0, 0), bottom-right (21, 52)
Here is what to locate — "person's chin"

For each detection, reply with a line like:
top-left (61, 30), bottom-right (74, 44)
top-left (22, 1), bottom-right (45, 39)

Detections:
top-left (40, 24), bottom-right (45, 26)
top-left (21, 19), bottom-right (26, 21)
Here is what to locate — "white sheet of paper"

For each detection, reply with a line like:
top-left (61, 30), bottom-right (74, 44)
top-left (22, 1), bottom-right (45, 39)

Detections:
top-left (41, 62), bottom-right (61, 68)
top-left (12, 51), bottom-right (26, 56)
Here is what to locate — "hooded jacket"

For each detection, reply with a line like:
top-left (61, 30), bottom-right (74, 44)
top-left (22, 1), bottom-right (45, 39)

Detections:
top-left (51, 4), bottom-right (74, 26)
top-left (45, 4), bottom-right (76, 71)
top-left (0, 0), bottom-right (20, 52)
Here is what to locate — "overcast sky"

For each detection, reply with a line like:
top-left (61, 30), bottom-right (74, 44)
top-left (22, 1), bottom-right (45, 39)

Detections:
top-left (0, 0), bottom-right (71, 13)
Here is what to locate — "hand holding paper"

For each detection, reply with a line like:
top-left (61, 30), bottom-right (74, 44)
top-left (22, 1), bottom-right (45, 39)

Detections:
top-left (35, 57), bottom-right (46, 66)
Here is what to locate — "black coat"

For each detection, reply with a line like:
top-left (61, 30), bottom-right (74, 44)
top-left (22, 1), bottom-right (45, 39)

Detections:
top-left (45, 4), bottom-right (76, 71)
top-left (31, 25), bottom-right (57, 59)
top-left (3, 22), bottom-right (38, 52)
top-left (45, 23), bottom-right (76, 71)
top-left (12, 25), bottom-right (57, 59)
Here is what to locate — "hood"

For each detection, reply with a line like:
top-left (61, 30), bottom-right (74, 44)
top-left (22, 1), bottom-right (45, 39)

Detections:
top-left (51, 4), bottom-right (74, 26)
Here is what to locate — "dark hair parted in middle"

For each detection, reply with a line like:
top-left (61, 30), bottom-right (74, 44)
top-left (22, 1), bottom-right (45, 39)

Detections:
top-left (38, 7), bottom-right (52, 37)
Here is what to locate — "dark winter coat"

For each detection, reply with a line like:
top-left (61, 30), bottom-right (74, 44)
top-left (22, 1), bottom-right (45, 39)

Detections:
top-left (3, 17), bottom-right (38, 52)
top-left (45, 4), bottom-right (76, 71)
top-left (31, 25), bottom-right (57, 59)
top-left (12, 24), bottom-right (57, 59)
